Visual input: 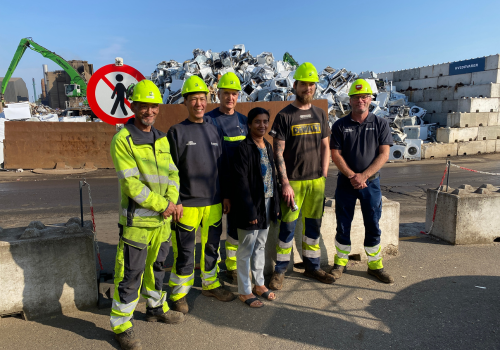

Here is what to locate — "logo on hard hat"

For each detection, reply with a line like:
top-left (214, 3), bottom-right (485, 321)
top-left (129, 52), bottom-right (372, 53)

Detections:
top-left (149, 92), bottom-right (154, 96)
top-left (356, 85), bottom-right (362, 90)
top-left (230, 81), bottom-right (234, 84)
top-left (195, 83), bottom-right (199, 87)
top-left (309, 72), bottom-right (312, 76)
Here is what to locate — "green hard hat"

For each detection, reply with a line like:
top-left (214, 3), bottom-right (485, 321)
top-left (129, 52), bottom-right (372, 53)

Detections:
top-left (348, 79), bottom-right (373, 96)
top-left (130, 79), bottom-right (162, 104)
top-left (181, 76), bottom-right (209, 97)
top-left (293, 62), bottom-right (319, 83)
top-left (217, 72), bottom-right (242, 90)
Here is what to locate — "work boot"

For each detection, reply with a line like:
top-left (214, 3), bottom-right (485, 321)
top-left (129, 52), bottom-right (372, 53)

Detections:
top-left (303, 269), bottom-right (335, 284)
top-left (202, 286), bottom-right (236, 301)
top-left (114, 329), bottom-right (142, 350)
top-left (367, 268), bottom-right (394, 284)
top-left (146, 307), bottom-right (185, 324)
top-left (329, 264), bottom-right (346, 280)
top-left (170, 297), bottom-right (189, 315)
top-left (225, 269), bottom-right (238, 281)
top-left (269, 271), bottom-right (285, 290)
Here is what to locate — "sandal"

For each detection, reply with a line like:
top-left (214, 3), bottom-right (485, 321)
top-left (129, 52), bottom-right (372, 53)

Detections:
top-left (252, 287), bottom-right (277, 301)
top-left (239, 295), bottom-right (263, 308)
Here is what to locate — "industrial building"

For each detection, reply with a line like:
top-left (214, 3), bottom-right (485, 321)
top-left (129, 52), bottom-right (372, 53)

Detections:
top-left (0, 77), bottom-right (29, 103)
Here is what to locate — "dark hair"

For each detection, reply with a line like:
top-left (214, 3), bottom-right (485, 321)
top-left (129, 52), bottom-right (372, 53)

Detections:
top-left (247, 107), bottom-right (270, 125)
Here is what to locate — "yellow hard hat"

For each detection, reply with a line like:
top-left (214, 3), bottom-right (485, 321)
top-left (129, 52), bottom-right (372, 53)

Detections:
top-left (293, 62), bottom-right (319, 83)
top-left (130, 79), bottom-right (162, 104)
top-left (181, 76), bottom-right (209, 97)
top-left (217, 72), bottom-right (242, 90)
top-left (348, 79), bottom-right (373, 96)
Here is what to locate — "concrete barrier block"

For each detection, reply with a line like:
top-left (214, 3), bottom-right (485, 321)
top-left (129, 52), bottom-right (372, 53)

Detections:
top-left (404, 89), bottom-right (423, 103)
top-left (394, 68), bottom-right (420, 82)
top-left (442, 100), bottom-right (460, 113)
top-left (429, 113), bottom-right (448, 126)
top-left (377, 72), bottom-right (394, 81)
top-left (424, 87), bottom-right (455, 102)
top-left (496, 139), bottom-right (500, 152)
top-left (0, 224), bottom-right (97, 320)
top-left (436, 127), bottom-right (478, 143)
top-left (416, 101), bottom-right (443, 113)
top-left (264, 198), bottom-right (400, 275)
top-left (457, 140), bottom-right (487, 155)
top-left (421, 142), bottom-right (458, 159)
top-left (409, 77), bottom-right (438, 89)
top-left (438, 73), bottom-right (472, 87)
top-left (458, 97), bottom-right (500, 113)
top-left (488, 112), bottom-right (500, 126)
top-left (419, 63), bottom-right (450, 79)
top-left (471, 70), bottom-right (500, 85)
top-left (446, 112), bottom-right (490, 127)
top-left (485, 55), bottom-right (500, 70)
top-left (477, 125), bottom-right (500, 140)
top-left (486, 140), bottom-right (496, 153)
top-left (425, 186), bottom-right (500, 244)
top-left (394, 81), bottom-right (410, 91)
top-left (453, 83), bottom-right (500, 99)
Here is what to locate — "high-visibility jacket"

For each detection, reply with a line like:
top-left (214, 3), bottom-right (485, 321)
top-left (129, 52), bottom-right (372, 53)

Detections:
top-left (110, 120), bottom-right (180, 230)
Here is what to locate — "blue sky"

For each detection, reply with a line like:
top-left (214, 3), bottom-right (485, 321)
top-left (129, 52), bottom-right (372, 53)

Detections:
top-left (1, 0), bottom-right (499, 102)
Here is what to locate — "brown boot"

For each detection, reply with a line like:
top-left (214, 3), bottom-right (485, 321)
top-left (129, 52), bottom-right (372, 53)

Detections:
top-left (329, 264), bottom-right (346, 280)
top-left (367, 268), bottom-right (394, 284)
top-left (115, 329), bottom-right (142, 350)
top-left (201, 286), bottom-right (236, 301)
top-left (225, 269), bottom-right (238, 281)
top-left (303, 269), bottom-right (335, 284)
top-left (146, 308), bottom-right (185, 324)
top-left (269, 272), bottom-right (285, 290)
top-left (170, 297), bottom-right (189, 314)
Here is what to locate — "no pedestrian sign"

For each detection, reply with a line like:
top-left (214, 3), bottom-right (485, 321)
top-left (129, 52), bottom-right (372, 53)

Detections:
top-left (87, 64), bottom-right (145, 125)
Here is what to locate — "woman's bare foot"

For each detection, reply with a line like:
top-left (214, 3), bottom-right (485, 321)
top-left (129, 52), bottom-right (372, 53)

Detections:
top-left (253, 285), bottom-right (276, 300)
top-left (239, 294), bottom-right (263, 308)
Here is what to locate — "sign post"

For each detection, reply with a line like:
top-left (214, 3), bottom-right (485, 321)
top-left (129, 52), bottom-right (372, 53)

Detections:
top-left (87, 64), bottom-right (145, 125)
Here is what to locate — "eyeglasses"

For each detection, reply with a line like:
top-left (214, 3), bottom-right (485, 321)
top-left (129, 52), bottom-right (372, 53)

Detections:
top-left (350, 95), bottom-right (371, 101)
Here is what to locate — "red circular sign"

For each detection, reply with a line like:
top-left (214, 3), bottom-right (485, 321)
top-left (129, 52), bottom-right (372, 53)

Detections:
top-left (87, 64), bottom-right (145, 125)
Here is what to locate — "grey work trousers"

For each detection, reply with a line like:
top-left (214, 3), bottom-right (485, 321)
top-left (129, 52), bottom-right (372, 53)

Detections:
top-left (236, 198), bottom-right (271, 295)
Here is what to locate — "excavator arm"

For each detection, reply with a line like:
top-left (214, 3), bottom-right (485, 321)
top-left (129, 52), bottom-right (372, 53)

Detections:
top-left (1, 38), bottom-right (87, 100)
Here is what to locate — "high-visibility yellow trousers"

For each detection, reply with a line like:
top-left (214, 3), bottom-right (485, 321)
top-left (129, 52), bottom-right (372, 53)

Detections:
top-left (169, 204), bottom-right (222, 302)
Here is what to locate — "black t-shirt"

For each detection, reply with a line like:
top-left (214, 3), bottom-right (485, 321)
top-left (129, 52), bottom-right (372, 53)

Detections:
top-left (330, 113), bottom-right (393, 173)
top-left (269, 104), bottom-right (330, 181)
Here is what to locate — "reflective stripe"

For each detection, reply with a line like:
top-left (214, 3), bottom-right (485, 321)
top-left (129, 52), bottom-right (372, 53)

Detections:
top-left (303, 249), bottom-right (321, 258)
top-left (303, 236), bottom-right (320, 246)
top-left (172, 284), bottom-right (192, 295)
top-left (335, 239), bottom-right (351, 259)
top-left (226, 250), bottom-right (237, 258)
top-left (135, 208), bottom-right (160, 217)
top-left (168, 180), bottom-right (180, 191)
top-left (133, 186), bottom-right (150, 205)
top-left (110, 315), bottom-right (132, 328)
top-left (202, 268), bottom-right (218, 286)
top-left (142, 289), bottom-right (161, 300)
top-left (224, 135), bottom-right (246, 142)
top-left (144, 291), bottom-right (166, 308)
top-left (169, 273), bottom-right (194, 285)
top-left (111, 299), bottom-right (138, 314)
top-left (226, 235), bottom-right (239, 246)
top-left (139, 174), bottom-right (169, 184)
top-left (276, 253), bottom-right (290, 261)
top-left (117, 167), bottom-right (139, 179)
top-left (169, 163), bottom-right (178, 171)
top-left (365, 245), bottom-right (382, 263)
top-left (278, 240), bottom-right (293, 249)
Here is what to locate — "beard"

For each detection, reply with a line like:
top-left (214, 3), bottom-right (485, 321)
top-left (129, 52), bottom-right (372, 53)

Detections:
top-left (296, 92), bottom-right (313, 104)
top-left (139, 116), bottom-right (155, 126)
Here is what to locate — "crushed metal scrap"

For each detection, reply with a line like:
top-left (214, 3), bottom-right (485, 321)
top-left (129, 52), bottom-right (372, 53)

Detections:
top-left (150, 44), bottom-right (436, 161)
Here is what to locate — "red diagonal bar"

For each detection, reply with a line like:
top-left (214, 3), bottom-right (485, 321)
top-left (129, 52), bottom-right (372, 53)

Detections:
top-left (102, 75), bottom-right (132, 109)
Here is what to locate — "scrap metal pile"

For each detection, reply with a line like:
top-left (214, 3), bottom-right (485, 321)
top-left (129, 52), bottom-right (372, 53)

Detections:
top-left (150, 44), bottom-right (435, 161)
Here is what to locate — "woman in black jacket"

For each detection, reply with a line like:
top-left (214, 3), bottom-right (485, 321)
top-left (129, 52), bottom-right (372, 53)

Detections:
top-left (232, 107), bottom-right (280, 308)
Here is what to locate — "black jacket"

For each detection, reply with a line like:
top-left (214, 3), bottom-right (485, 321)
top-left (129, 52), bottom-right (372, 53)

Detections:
top-left (231, 136), bottom-right (280, 230)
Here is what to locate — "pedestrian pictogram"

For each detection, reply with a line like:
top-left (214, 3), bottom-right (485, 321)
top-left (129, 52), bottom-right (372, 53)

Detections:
top-left (87, 64), bottom-right (145, 125)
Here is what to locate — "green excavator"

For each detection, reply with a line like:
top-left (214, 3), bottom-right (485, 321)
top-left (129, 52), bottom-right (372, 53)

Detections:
top-left (1, 37), bottom-right (87, 104)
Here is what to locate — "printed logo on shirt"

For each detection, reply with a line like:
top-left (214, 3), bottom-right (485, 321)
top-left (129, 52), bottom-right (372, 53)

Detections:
top-left (344, 128), bottom-right (354, 132)
top-left (269, 129), bottom-right (277, 136)
top-left (300, 114), bottom-right (312, 120)
top-left (211, 142), bottom-right (219, 146)
top-left (291, 123), bottom-right (321, 136)
top-left (366, 127), bottom-right (375, 130)
top-left (186, 141), bottom-right (197, 146)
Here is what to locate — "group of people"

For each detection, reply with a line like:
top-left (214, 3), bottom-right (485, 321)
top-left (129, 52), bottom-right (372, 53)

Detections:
top-left (108, 62), bottom-right (394, 350)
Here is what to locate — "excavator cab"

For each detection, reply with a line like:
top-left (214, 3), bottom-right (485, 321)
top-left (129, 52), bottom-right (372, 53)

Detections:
top-left (65, 84), bottom-right (81, 97)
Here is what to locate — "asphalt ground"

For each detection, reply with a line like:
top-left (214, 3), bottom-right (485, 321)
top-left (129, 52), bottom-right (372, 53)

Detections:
top-left (1, 154), bottom-right (500, 349)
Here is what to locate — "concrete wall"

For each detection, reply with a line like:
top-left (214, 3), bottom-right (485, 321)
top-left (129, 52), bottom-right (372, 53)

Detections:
top-left (0, 225), bottom-right (97, 320)
top-left (425, 186), bottom-right (500, 244)
top-left (3, 100), bottom-right (328, 169)
top-left (263, 197), bottom-right (400, 275)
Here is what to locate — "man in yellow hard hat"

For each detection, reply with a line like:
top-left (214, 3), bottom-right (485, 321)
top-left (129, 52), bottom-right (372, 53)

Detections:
top-left (109, 79), bottom-right (185, 350)
top-left (330, 78), bottom-right (394, 283)
top-left (167, 76), bottom-right (236, 315)
top-left (269, 62), bottom-right (334, 290)
top-left (204, 71), bottom-right (248, 282)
